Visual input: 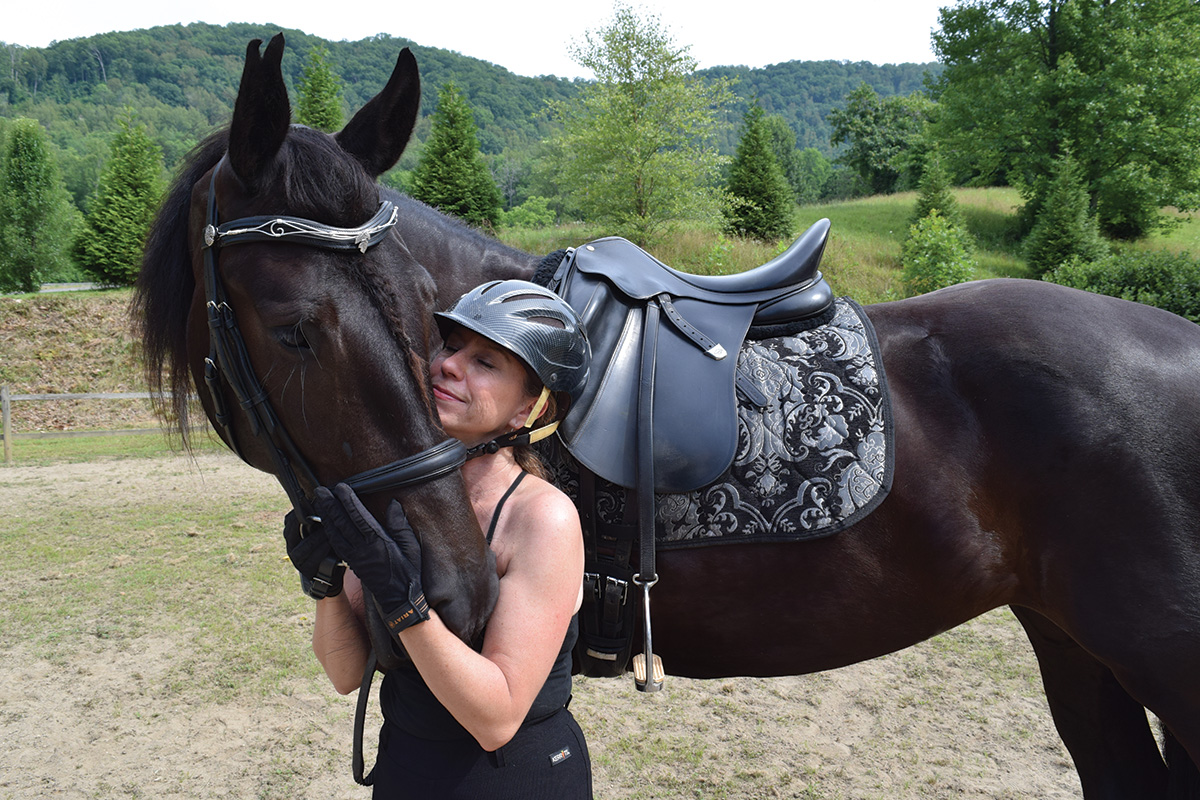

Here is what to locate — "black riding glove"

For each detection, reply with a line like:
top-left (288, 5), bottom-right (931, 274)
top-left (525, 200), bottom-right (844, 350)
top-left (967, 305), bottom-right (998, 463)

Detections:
top-left (282, 509), bottom-right (345, 600)
top-left (313, 483), bottom-right (430, 638)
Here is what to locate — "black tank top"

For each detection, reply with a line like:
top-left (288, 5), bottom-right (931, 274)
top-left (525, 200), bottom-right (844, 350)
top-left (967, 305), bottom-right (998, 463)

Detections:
top-left (379, 472), bottom-right (578, 741)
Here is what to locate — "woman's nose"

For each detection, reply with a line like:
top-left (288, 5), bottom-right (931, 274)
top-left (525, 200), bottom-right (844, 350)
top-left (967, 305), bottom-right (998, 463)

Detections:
top-left (438, 350), bottom-right (465, 378)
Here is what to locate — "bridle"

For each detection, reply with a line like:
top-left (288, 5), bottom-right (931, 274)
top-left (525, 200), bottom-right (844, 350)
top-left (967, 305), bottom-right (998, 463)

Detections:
top-left (199, 162), bottom-right (468, 591)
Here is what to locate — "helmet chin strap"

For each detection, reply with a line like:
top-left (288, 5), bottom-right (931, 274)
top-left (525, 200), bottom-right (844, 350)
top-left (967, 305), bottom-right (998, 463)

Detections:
top-left (523, 386), bottom-right (552, 428)
top-left (466, 387), bottom-right (560, 458)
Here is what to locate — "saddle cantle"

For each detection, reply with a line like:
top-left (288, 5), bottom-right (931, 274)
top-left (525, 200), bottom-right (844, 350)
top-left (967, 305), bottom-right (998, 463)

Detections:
top-left (550, 218), bottom-right (835, 493)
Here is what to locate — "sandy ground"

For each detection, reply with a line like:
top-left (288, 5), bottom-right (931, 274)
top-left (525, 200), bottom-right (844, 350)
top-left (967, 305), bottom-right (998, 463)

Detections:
top-left (0, 453), bottom-right (1087, 799)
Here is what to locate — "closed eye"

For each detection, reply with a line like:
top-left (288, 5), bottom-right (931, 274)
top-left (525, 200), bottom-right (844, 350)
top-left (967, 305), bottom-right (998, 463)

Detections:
top-left (275, 322), bottom-right (313, 352)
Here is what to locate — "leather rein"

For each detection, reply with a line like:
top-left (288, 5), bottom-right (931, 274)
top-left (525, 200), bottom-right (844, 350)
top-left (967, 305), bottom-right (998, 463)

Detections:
top-left (199, 164), bottom-right (468, 584)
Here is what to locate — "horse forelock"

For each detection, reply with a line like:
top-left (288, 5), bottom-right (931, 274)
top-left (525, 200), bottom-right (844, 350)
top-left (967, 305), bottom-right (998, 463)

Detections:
top-left (271, 128), bottom-right (379, 225)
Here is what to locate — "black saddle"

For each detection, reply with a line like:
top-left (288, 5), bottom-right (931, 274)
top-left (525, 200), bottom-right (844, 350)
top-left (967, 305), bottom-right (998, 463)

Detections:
top-left (550, 218), bottom-right (834, 493)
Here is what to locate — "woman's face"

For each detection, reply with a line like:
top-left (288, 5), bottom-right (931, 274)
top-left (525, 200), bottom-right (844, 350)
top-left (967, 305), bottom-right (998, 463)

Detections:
top-left (431, 326), bottom-right (538, 447)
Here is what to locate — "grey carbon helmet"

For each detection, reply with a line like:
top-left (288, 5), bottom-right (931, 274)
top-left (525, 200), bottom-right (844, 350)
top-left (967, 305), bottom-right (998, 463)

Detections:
top-left (434, 280), bottom-right (591, 407)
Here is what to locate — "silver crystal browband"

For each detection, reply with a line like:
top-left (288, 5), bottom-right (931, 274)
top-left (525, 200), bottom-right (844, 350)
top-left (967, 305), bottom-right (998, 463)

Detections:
top-left (204, 200), bottom-right (399, 254)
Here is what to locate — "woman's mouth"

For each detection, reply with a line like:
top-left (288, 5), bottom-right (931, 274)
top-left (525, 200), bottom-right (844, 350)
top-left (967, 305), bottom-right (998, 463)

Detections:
top-left (433, 384), bottom-right (462, 403)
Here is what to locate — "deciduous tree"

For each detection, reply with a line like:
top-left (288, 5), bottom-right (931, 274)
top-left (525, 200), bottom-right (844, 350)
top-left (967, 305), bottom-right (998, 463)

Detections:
top-left (827, 83), bottom-right (931, 195)
top-left (795, 148), bottom-right (836, 205)
top-left (761, 113), bottom-right (805, 204)
top-left (901, 211), bottom-right (976, 296)
top-left (545, 4), bottom-right (733, 246)
top-left (932, 0), bottom-right (1200, 239)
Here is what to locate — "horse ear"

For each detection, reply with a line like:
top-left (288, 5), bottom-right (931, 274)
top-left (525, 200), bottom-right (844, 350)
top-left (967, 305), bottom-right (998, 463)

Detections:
top-left (336, 48), bottom-right (421, 177)
top-left (228, 34), bottom-right (291, 193)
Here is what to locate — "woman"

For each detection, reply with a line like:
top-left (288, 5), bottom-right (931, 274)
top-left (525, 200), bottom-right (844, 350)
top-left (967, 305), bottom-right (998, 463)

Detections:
top-left (301, 280), bottom-right (593, 799)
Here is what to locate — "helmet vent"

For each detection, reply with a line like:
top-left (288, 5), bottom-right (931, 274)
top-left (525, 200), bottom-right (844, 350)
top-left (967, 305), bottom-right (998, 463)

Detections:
top-left (527, 315), bottom-right (565, 330)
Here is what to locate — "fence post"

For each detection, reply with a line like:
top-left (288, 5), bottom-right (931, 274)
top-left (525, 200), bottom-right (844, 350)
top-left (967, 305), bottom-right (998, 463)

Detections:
top-left (2, 385), bottom-right (11, 465)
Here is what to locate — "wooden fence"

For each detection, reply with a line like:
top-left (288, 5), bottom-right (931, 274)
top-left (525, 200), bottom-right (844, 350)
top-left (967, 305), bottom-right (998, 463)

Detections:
top-left (0, 385), bottom-right (168, 465)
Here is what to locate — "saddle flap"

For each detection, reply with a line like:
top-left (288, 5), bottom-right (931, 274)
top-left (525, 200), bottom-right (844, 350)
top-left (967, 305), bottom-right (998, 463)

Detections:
top-left (556, 246), bottom-right (757, 493)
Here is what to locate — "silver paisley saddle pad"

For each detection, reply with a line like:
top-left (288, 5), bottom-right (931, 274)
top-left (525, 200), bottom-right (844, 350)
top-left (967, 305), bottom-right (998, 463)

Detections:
top-left (548, 297), bottom-right (895, 548)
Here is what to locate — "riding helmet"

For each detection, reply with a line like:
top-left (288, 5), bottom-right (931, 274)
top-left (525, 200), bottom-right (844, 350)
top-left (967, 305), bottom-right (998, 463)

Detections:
top-left (434, 280), bottom-right (591, 406)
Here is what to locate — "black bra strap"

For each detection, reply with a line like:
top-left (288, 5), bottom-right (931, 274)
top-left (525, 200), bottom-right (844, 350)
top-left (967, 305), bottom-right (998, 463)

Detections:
top-left (486, 471), bottom-right (528, 544)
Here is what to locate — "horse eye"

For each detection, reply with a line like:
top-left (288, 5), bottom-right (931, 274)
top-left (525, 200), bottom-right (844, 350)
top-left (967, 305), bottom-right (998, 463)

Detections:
top-left (275, 322), bottom-right (313, 352)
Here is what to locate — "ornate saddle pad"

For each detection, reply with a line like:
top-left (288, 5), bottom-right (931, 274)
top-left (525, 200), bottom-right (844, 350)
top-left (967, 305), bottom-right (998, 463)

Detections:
top-left (545, 297), bottom-right (894, 547)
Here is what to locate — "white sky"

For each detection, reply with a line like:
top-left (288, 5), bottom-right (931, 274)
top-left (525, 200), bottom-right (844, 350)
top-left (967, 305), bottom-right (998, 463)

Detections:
top-left (2, 0), bottom-right (948, 79)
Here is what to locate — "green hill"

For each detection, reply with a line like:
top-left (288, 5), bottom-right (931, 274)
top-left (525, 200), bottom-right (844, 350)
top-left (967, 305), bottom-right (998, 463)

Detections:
top-left (1, 22), bottom-right (938, 206)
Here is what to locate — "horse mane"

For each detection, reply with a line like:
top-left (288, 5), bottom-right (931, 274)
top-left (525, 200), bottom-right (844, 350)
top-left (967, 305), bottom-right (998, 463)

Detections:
top-left (133, 125), bottom-right (383, 444)
top-left (132, 130), bottom-right (227, 445)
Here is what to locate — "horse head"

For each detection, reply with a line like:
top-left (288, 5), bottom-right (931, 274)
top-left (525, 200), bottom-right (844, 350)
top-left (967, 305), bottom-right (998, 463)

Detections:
top-left (136, 33), bottom-right (497, 645)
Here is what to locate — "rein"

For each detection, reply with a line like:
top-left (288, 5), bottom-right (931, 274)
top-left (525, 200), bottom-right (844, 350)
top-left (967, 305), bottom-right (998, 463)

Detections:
top-left (199, 164), bottom-right (467, 589)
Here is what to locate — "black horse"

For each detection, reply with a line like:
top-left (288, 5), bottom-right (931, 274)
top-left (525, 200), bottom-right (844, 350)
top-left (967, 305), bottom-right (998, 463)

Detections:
top-left (135, 35), bottom-right (1200, 798)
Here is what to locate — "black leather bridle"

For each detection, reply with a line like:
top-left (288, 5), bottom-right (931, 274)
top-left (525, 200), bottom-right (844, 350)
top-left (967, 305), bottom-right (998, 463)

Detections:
top-left (199, 162), bottom-right (467, 594)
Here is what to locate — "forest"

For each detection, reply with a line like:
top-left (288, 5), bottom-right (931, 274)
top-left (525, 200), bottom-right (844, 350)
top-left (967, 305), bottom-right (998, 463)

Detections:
top-left (0, 22), bottom-right (937, 207)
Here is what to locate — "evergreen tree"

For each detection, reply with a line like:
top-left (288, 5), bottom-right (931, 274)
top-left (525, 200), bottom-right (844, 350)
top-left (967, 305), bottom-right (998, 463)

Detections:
top-left (545, 4), bottom-right (733, 246)
top-left (409, 82), bottom-right (502, 229)
top-left (73, 113), bottom-right (165, 286)
top-left (1024, 152), bottom-right (1107, 277)
top-left (296, 45), bottom-right (344, 132)
top-left (724, 104), bottom-right (795, 241)
top-left (0, 118), bottom-right (79, 292)
top-left (912, 148), bottom-right (962, 229)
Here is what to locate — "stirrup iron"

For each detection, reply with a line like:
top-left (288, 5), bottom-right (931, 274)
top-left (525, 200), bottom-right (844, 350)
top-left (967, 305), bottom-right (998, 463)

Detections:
top-left (632, 573), bottom-right (664, 692)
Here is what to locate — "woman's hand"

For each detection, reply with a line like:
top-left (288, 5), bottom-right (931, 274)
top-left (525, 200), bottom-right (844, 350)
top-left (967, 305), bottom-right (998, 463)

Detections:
top-left (313, 484), bottom-right (429, 638)
top-left (282, 509), bottom-right (344, 599)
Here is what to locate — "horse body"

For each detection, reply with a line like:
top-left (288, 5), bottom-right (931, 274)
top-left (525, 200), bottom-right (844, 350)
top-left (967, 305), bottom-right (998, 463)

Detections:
top-left (136, 35), bottom-right (1200, 798)
top-left (652, 277), bottom-right (1200, 679)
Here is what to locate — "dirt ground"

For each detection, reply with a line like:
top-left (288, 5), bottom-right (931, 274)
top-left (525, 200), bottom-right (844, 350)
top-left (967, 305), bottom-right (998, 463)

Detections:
top-left (0, 453), bottom-right (1088, 799)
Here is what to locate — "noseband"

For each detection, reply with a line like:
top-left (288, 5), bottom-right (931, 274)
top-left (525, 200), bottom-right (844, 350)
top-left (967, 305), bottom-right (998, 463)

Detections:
top-left (199, 164), bottom-right (467, 547)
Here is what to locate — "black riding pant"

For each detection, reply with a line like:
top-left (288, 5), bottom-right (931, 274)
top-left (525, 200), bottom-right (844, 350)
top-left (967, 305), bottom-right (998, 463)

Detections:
top-left (371, 707), bottom-right (592, 799)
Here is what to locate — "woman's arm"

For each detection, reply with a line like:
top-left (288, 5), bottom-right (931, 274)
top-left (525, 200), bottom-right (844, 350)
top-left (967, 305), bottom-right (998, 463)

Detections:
top-left (399, 487), bottom-right (583, 751)
top-left (312, 570), bottom-right (371, 694)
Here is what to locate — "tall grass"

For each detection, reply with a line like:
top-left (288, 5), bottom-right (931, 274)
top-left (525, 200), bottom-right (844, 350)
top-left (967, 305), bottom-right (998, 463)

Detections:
top-left (497, 222), bottom-right (791, 278)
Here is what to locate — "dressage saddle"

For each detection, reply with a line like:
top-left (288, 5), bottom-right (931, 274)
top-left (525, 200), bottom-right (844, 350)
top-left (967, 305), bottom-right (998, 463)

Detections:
top-left (550, 217), bottom-right (834, 494)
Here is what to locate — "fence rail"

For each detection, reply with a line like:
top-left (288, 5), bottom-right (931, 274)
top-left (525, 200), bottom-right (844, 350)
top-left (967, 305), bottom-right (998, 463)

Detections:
top-left (1, 385), bottom-right (169, 464)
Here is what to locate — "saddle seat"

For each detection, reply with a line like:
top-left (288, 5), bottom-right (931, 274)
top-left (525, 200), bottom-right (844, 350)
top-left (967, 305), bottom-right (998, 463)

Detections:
top-left (551, 219), bottom-right (836, 493)
top-left (573, 218), bottom-right (833, 327)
